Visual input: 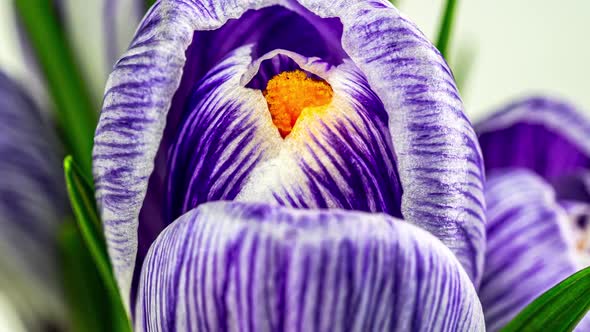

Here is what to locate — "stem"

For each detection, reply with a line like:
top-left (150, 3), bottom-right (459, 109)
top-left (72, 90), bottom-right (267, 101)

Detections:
top-left (435, 0), bottom-right (458, 61)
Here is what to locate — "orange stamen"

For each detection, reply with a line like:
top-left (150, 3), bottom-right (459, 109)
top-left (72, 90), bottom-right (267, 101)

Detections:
top-left (263, 70), bottom-right (333, 138)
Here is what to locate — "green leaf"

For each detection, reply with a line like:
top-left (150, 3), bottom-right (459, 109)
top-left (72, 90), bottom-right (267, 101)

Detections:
top-left (435, 0), bottom-right (458, 61)
top-left (64, 156), bottom-right (131, 332)
top-left (15, 1), bottom-right (98, 175)
top-left (64, 156), bottom-right (107, 280)
top-left (502, 266), bottom-right (590, 332)
top-left (59, 221), bottom-right (112, 332)
top-left (145, 0), bottom-right (157, 10)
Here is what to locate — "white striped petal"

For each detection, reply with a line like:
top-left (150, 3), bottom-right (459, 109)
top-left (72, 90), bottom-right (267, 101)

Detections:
top-left (135, 201), bottom-right (485, 332)
top-left (479, 169), bottom-right (589, 331)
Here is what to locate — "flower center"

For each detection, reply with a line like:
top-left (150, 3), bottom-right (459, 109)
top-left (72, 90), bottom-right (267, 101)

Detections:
top-left (263, 70), bottom-right (333, 138)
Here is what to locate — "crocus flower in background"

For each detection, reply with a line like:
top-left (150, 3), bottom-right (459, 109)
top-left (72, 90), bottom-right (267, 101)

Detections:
top-left (94, 0), bottom-right (489, 330)
top-left (475, 97), bottom-right (590, 331)
top-left (0, 0), bottom-right (143, 329)
top-left (0, 71), bottom-right (66, 331)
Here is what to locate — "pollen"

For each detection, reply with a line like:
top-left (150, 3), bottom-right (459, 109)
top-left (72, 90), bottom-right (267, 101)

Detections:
top-left (263, 70), bottom-right (333, 138)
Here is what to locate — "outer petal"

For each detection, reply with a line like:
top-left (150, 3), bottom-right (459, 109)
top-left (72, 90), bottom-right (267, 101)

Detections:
top-left (324, 1), bottom-right (485, 286)
top-left (0, 72), bottom-right (66, 329)
top-left (479, 169), bottom-right (588, 331)
top-left (135, 201), bottom-right (484, 332)
top-left (94, 0), bottom-right (485, 307)
top-left (477, 96), bottom-right (590, 180)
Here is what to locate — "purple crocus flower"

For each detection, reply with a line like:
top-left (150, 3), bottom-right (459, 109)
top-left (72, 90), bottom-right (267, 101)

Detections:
top-left (476, 96), bottom-right (590, 331)
top-left (94, 0), bottom-right (488, 329)
top-left (0, 71), bottom-right (66, 330)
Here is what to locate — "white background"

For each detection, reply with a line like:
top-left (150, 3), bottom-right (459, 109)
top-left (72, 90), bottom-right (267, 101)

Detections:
top-left (400, 0), bottom-right (590, 120)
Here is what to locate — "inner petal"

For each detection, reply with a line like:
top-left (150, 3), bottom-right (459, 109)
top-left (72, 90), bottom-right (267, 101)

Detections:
top-left (236, 57), bottom-right (403, 217)
top-left (560, 200), bottom-right (590, 267)
top-left (163, 49), bottom-right (402, 222)
top-left (264, 70), bottom-right (333, 137)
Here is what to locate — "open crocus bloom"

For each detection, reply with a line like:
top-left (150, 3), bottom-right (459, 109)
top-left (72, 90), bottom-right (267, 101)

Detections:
top-left (94, 0), bottom-right (487, 329)
top-left (476, 97), bottom-right (590, 331)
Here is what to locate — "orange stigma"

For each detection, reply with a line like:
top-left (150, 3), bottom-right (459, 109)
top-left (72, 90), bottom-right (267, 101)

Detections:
top-left (263, 70), bottom-right (333, 138)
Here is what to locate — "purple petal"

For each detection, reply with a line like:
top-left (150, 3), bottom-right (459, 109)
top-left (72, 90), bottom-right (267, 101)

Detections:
top-left (552, 171), bottom-right (590, 204)
top-left (0, 72), bottom-right (66, 328)
top-left (94, 0), bottom-right (485, 307)
top-left (135, 201), bottom-right (484, 331)
top-left (330, 1), bottom-right (485, 285)
top-left (477, 96), bottom-right (590, 181)
top-left (479, 169), bottom-right (589, 331)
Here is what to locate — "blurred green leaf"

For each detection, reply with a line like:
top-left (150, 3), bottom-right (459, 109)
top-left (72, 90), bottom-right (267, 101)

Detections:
top-left (64, 156), bottom-right (131, 332)
top-left (59, 221), bottom-right (112, 332)
top-left (502, 266), bottom-right (590, 332)
top-left (15, 0), bottom-right (97, 176)
top-left (452, 43), bottom-right (476, 94)
top-left (435, 0), bottom-right (458, 61)
top-left (145, 0), bottom-right (157, 9)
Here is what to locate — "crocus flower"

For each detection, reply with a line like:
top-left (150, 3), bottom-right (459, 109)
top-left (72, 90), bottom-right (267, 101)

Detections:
top-left (94, 0), bottom-right (488, 329)
top-left (0, 1), bottom-right (143, 329)
top-left (0, 71), bottom-right (66, 330)
top-left (475, 96), bottom-right (590, 331)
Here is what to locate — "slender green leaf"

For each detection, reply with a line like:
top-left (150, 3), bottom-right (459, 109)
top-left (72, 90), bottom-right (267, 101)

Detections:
top-left (15, 1), bottom-right (97, 175)
top-left (502, 266), bottom-right (590, 332)
top-left (64, 156), bottom-right (131, 332)
top-left (64, 156), bottom-right (107, 277)
top-left (435, 0), bottom-right (458, 61)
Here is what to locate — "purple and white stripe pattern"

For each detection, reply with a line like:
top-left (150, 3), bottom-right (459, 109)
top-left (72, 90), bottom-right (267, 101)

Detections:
top-left (136, 202), bottom-right (485, 331)
top-left (477, 96), bottom-right (590, 180)
top-left (476, 97), bottom-right (590, 330)
top-left (479, 170), bottom-right (590, 331)
top-left (476, 96), bottom-right (590, 261)
top-left (0, 71), bottom-right (66, 329)
top-left (165, 50), bottom-right (403, 223)
top-left (93, 0), bottom-right (486, 325)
